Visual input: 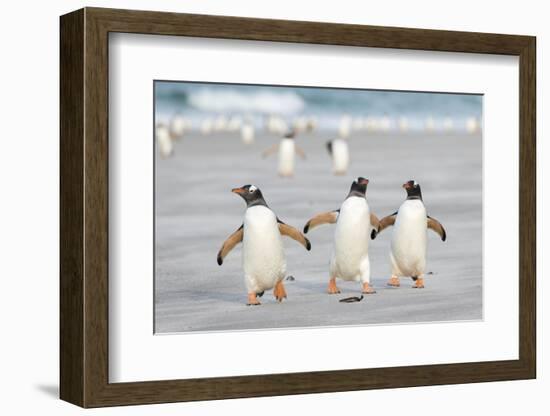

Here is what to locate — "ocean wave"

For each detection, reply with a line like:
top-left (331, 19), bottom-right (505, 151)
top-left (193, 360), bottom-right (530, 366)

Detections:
top-left (187, 90), bottom-right (305, 115)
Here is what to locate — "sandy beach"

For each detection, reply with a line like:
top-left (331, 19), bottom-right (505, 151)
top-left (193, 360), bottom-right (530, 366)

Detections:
top-left (154, 130), bottom-right (482, 333)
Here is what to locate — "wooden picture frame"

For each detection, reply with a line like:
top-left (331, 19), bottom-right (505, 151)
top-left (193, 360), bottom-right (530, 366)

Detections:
top-left (60, 7), bottom-right (536, 408)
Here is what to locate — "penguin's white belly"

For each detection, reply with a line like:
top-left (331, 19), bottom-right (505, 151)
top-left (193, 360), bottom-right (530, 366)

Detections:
top-left (243, 206), bottom-right (286, 292)
top-left (391, 200), bottom-right (427, 277)
top-left (331, 197), bottom-right (370, 281)
top-left (278, 139), bottom-right (295, 176)
top-left (331, 139), bottom-right (349, 173)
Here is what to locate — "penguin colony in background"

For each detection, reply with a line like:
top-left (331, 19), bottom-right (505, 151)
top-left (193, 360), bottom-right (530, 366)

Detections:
top-left (218, 178), bottom-right (447, 305)
top-left (157, 113), bottom-right (480, 176)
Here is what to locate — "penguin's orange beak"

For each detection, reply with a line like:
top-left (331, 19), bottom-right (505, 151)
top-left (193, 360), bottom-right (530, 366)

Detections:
top-left (232, 187), bottom-right (246, 195)
top-left (403, 181), bottom-right (413, 190)
top-left (358, 178), bottom-right (369, 186)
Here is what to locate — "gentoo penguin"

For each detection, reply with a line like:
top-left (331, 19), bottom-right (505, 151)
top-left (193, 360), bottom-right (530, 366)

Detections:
top-left (240, 119), bottom-right (255, 144)
top-left (156, 123), bottom-right (173, 158)
top-left (398, 117), bottom-right (409, 133)
top-left (443, 117), bottom-right (454, 133)
top-left (425, 116), bottom-right (436, 132)
top-left (303, 178), bottom-right (380, 295)
top-left (466, 116), bottom-right (480, 134)
top-left (373, 180), bottom-right (446, 288)
top-left (228, 115), bottom-right (243, 132)
top-left (169, 114), bottom-right (187, 139)
top-left (201, 118), bottom-right (213, 135)
top-left (338, 115), bottom-right (352, 139)
top-left (217, 185), bottom-right (311, 305)
top-left (326, 138), bottom-right (350, 175)
top-left (262, 130), bottom-right (306, 177)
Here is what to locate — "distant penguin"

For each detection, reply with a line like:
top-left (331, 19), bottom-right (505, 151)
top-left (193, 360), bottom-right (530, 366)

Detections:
top-left (217, 185), bottom-right (311, 305)
top-left (303, 178), bottom-right (380, 295)
top-left (326, 138), bottom-right (350, 175)
top-left (339, 115), bottom-right (352, 138)
top-left (169, 114), bottom-right (186, 139)
top-left (398, 117), bottom-right (409, 133)
top-left (379, 115), bottom-right (392, 132)
top-left (365, 116), bottom-right (379, 132)
top-left (228, 115), bottom-right (243, 132)
top-left (266, 114), bottom-right (288, 135)
top-left (240, 120), bottom-right (255, 144)
top-left (293, 116), bottom-right (308, 133)
top-left (305, 116), bottom-right (317, 132)
top-left (262, 130), bottom-right (306, 177)
top-left (373, 180), bottom-right (446, 288)
top-left (201, 118), bottom-right (213, 135)
top-left (466, 117), bottom-right (480, 134)
top-left (425, 116), bottom-right (436, 132)
top-left (214, 115), bottom-right (229, 132)
top-left (443, 117), bottom-right (454, 133)
top-left (156, 123), bottom-right (173, 158)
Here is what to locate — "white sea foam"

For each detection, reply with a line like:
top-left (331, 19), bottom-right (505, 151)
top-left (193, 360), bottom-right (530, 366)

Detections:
top-left (187, 90), bottom-right (305, 115)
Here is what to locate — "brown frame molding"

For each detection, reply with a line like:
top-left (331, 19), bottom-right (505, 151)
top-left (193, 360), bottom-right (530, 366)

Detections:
top-left (60, 7), bottom-right (536, 408)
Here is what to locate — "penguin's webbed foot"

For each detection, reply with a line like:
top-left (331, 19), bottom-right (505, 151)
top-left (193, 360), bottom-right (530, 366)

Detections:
top-left (361, 282), bottom-right (376, 294)
top-left (327, 278), bottom-right (341, 294)
top-left (273, 281), bottom-right (287, 303)
top-left (387, 276), bottom-right (400, 287)
top-left (412, 277), bottom-right (425, 289)
top-left (247, 293), bottom-right (261, 306)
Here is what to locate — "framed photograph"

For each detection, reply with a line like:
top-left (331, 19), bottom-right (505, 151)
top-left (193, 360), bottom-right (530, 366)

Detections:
top-left (60, 7), bottom-right (536, 408)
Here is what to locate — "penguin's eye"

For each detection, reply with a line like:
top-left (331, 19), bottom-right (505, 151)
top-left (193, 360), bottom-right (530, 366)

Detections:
top-left (248, 185), bottom-right (257, 193)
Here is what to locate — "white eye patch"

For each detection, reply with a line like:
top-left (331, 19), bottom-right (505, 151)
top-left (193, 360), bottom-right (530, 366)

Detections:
top-left (249, 185), bottom-right (257, 193)
top-left (413, 180), bottom-right (418, 186)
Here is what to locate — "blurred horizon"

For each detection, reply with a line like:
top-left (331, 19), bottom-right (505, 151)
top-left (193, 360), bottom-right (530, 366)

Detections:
top-left (155, 80), bottom-right (482, 133)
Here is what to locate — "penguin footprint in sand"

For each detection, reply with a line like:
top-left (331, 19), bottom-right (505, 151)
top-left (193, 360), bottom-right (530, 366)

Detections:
top-left (373, 180), bottom-right (446, 289)
top-left (217, 185), bottom-right (311, 305)
top-left (304, 177), bottom-right (380, 295)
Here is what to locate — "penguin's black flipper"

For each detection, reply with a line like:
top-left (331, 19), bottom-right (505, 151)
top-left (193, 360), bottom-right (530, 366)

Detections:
top-left (217, 224), bottom-right (244, 265)
top-left (303, 210), bottom-right (339, 233)
top-left (277, 219), bottom-right (311, 250)
top-left (326, 140), bottom-right (333, 155)
top-left (427, 216), bottom-right (447, 241)
top-left (370, 213), bottom-right (380, 240)
top-left (374, 211), bottom-right (398, 238)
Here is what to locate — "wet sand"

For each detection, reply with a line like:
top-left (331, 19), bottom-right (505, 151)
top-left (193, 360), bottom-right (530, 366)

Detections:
top-left (155, 130), bottom-right (482, 333)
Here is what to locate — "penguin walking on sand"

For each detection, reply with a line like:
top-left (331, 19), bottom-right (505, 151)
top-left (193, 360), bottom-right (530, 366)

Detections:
top-left (217, 185), bottom-right (311, 305)
top-left (303, 178), bottom-right (380, 295)
top-left (326, 138), bottom-right (350, 175)
top-left (373, 180), bottom-right (446, 288)
top-left (169, 114), bottom-right (187, 140)
top-left (240, 119), bottom-right (255, 144)
top-left (262, 130), bottom-right (306, 177)
top-left (156, 123), bottom-right (173, 158)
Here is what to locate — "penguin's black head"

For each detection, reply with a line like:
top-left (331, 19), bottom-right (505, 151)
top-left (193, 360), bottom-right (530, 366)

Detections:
top-left (232, 184), bottom-right (268, 207)
top-left (403, 179), bottom-right (423, 200)
top-left (284, 129), bottom-right (296, 139)
top-left (347, 177), bottom-right (369, 198)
